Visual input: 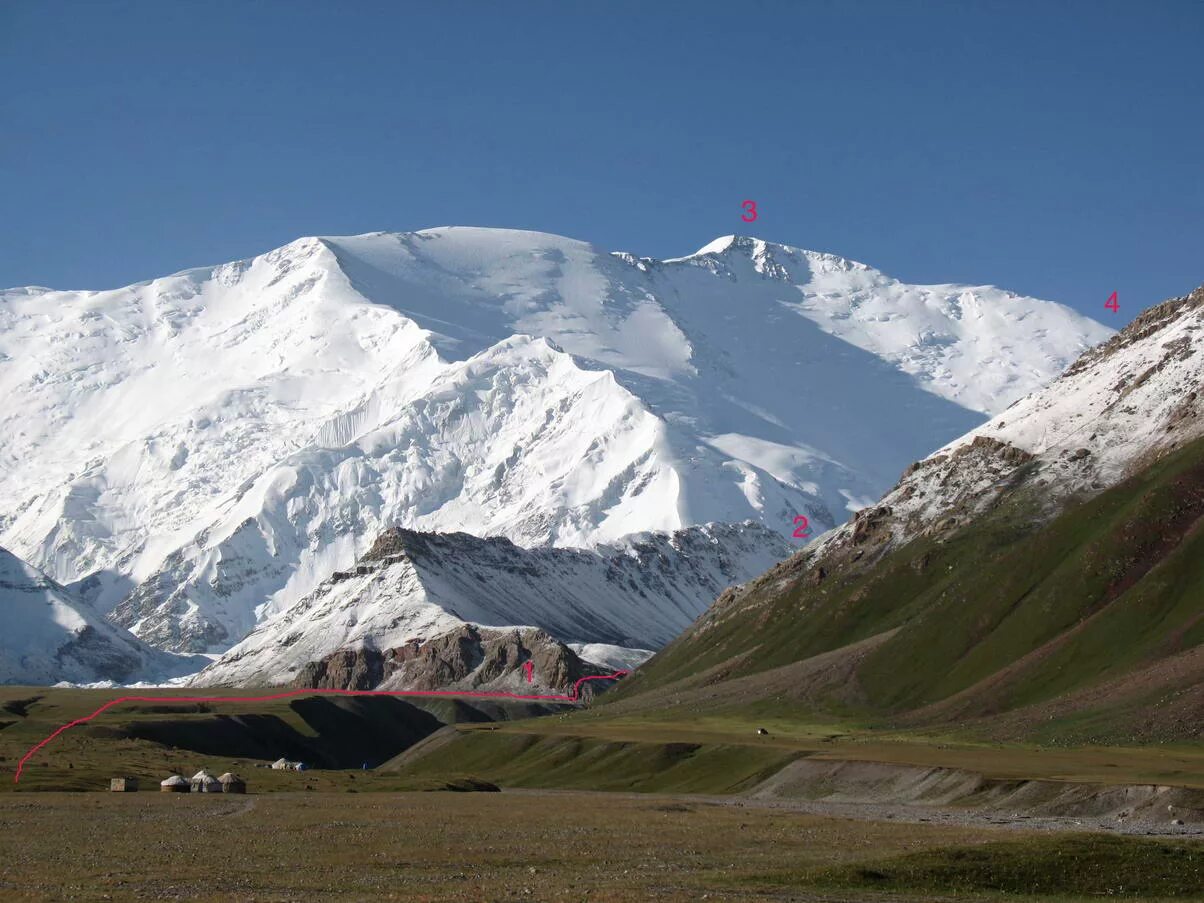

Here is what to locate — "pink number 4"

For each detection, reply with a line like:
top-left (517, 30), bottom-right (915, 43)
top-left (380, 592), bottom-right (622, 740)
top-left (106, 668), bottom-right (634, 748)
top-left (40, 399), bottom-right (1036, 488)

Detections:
top-left (1105, 291), bottom-right (1119, 313)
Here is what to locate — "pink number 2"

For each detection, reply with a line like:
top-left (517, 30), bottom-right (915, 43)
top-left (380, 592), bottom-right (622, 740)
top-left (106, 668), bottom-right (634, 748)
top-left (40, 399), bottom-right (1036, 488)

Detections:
top-left (792, 515), bottom-right (811, 539)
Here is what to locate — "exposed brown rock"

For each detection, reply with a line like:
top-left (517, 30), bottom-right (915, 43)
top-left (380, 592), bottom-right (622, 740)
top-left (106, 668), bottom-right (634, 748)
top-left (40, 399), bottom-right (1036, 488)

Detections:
top-left (292, 648), bottom-right (384, 690)
top-left (850, 505), bottom-right (893, 546)
top-left (290, 623), bottom-right (608, 695)
top-left (953, 435), bottom-right (1034, 467)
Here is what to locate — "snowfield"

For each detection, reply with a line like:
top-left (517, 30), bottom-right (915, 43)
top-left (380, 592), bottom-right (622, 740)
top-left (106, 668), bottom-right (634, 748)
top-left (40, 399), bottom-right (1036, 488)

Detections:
top-left (0, 227), bottom-right (1111, 662)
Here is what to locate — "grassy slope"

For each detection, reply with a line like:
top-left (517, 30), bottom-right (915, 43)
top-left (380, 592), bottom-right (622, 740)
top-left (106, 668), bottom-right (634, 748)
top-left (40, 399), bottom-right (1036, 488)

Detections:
top-left (391, 727), bottom-right (802, 793)
top-left (391, 713), bottom-right (1204, 791)
top-left (614, 435), bottom-right (1204, 744)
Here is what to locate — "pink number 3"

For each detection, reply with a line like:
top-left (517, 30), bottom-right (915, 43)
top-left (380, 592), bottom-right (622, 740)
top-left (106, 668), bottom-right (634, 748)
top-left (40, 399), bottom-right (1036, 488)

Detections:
top-left (792, 515), bottom-right (811, 538)
top-left (741, 200), bottom-right (757, 222)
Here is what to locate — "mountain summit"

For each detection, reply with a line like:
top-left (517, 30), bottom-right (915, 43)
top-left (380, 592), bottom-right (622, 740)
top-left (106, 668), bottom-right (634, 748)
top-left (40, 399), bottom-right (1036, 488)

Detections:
top-left (0, 228), bottom-right (1110, 655)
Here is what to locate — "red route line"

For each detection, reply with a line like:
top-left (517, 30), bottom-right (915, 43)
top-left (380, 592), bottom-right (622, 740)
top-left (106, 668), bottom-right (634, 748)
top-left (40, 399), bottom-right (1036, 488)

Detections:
top-left (13, 670), bottom-right (629, 784)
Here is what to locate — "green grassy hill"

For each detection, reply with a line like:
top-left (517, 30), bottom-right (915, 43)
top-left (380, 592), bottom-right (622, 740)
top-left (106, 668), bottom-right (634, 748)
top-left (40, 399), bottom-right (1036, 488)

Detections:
top-left (610, 434), bottom-right (1204, 746)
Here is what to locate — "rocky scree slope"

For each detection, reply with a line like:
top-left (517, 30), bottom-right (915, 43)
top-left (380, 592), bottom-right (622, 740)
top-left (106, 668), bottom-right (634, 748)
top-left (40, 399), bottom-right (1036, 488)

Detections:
top-left (616, 285), bottom-right (1204, 742)
top-left (190, 521), bottom-right (788, 688)
top-left (0, 228), bottom-right (1109, 655)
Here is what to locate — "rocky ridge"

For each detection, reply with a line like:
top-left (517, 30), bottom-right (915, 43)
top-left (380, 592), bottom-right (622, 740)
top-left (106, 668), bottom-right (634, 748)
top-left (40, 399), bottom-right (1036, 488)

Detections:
top-left (189, 521), bottom-right (790, 687)
top-left (290, 624), bottom-right (606, 696)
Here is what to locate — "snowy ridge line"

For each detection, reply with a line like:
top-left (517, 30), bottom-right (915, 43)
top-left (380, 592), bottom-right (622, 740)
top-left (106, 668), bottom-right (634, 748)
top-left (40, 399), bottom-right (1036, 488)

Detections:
top-left (11, 670), bottom-right (630, 783)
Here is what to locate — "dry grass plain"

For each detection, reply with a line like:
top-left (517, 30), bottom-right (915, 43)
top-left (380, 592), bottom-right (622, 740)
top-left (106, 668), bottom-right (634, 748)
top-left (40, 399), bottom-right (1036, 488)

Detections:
top-left (1, 788), bottom-right (1189, 903)
top-left (3, 790), bottom-right (1204, 902)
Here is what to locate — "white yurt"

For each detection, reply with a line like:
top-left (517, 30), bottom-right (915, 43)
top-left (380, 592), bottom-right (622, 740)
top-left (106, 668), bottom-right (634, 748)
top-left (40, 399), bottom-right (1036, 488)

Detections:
top-left (160, 774), bottom-right (189, 793)
top-left (190, 769), bottom-right (221, 793)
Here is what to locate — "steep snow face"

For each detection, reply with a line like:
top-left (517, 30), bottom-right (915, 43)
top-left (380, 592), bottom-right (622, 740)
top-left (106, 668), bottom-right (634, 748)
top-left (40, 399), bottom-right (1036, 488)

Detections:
top-left (792, 253), bottom-right (1101, 414)
top-left (0, 227), bottom-right (1110, 652)
top-left (0, 546), bottom-right (188, 685)
top-left (190, 522), bottom-right (790, 687)
top-left (0, 237), bottom-right (440, 614)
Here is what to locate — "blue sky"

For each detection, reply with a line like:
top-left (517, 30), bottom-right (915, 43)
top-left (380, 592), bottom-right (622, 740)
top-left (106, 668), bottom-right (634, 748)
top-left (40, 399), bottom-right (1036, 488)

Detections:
top-left (1, 0), bottom-right (1201, 324)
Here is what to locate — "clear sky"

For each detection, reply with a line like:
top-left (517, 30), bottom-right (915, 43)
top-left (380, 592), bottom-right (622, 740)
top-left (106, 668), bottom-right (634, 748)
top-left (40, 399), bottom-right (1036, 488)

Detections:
top-left (2, 0), bottom-right (1201, 324)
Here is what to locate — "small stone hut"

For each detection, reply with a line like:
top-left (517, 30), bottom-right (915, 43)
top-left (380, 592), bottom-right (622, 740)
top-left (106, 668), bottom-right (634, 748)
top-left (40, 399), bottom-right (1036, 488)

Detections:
top-left (109, 777), bottom-right (139, 792)
top-left (190, 769), bottom-right (221, 793)
top-left (160, 775), bottom-right (189, 793)
top-left (218, 772), bottom-right (247, 794)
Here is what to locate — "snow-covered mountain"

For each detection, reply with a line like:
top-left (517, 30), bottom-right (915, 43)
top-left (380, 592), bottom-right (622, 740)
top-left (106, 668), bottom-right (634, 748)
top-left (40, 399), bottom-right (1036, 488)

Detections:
top-left (0, 228), bottom-right (1111, 654)
top-left (190, 521), bottom-right (788, 687)
top-left (0, 545), bottom-right (194, 685)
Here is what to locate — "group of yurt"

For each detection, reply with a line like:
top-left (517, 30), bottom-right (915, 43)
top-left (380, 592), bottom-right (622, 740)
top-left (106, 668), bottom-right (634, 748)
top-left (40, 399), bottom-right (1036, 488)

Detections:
top-left (109, 758), bottom-right (306, 792)
top-left (158, 769), bottom-right (246, 794)
top-left (108, 770), bottom-right (245, 793)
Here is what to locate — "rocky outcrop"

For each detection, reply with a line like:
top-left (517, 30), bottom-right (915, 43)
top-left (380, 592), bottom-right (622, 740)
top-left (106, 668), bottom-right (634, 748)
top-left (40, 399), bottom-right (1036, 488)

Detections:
top-left (1065, 285), bottom-right (1204, 377)
top-left (291, 648), bottom-right (384, 691)
top-left (290, 624), bottom-right (607, 695)
top-left (384, 625), bottom-right (606, 693)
